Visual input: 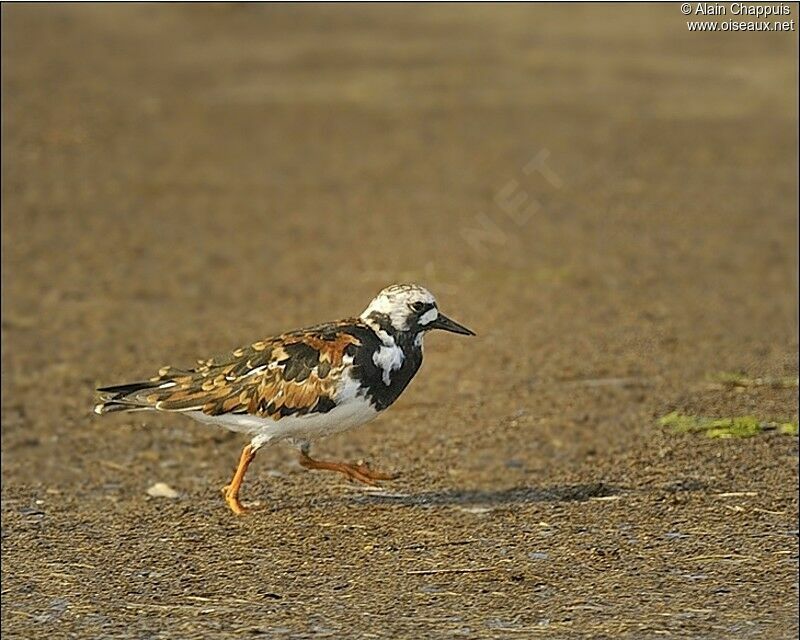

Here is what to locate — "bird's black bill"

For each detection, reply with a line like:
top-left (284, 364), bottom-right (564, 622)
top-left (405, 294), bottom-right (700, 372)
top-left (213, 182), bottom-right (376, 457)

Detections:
top-left (429, 313), bottom-right (475, 336)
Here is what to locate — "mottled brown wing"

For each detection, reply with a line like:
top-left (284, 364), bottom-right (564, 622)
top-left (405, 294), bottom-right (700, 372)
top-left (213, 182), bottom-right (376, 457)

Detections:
top-left (117, 324), bottom-right (362, 420)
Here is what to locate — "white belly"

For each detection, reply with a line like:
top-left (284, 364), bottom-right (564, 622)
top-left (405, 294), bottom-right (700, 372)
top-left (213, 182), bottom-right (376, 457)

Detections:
top-left (184, 376), bottom-right (379, 448)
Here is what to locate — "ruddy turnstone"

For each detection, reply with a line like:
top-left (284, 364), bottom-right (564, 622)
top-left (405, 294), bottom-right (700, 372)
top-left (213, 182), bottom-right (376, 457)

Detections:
top-left (94, 284), bottom-right (474, 514)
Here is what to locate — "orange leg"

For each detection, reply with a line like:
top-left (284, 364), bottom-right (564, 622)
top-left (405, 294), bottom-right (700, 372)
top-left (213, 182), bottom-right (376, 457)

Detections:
top-left (222, 444), bottom-right (256, 515)
top-left (298, 448), bottom-right (397, 485)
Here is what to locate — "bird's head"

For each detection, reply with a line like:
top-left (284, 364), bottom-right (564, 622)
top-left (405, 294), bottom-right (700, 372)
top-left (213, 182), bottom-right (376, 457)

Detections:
top-left (360, 283), bottom-right (475, 339)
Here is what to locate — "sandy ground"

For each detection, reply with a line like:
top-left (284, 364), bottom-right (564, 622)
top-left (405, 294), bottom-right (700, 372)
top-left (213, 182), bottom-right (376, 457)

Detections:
top-left (2, 4), bottom-right (798, 639)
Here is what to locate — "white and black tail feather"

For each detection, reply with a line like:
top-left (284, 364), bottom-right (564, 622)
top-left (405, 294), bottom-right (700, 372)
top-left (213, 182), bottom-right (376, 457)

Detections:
top-left (94, 380), bottom-right (169, 415)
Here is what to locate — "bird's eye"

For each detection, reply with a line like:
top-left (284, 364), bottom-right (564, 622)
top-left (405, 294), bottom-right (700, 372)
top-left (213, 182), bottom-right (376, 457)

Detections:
top-left (410, 302), bottom-right (426, 313)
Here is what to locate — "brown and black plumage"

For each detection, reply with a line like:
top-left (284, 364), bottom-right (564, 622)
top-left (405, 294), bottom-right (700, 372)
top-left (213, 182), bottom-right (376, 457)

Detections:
top-left (95, 284), bottom-right (474, 514)
top-left (97, 323), bottom-right (360, 420)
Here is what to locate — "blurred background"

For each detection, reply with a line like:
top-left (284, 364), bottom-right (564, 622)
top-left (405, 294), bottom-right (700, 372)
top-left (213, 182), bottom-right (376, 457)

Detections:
top-left (2, 4), bottom-right (798, 638)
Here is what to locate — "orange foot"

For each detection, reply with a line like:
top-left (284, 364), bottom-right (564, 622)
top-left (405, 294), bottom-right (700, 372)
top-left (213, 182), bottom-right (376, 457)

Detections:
top-left (222, 444), bottom-right (258, 516)
top-left (351, 460), bottom-right (400, 482)
top-left (221, 484), bottom-right (253, 515)
top-left (299, 450), bottom-right (399, 485)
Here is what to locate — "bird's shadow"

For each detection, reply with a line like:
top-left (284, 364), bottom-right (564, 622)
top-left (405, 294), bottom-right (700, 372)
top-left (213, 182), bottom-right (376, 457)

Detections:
top-left (341, 482), bottom-right (621, 508)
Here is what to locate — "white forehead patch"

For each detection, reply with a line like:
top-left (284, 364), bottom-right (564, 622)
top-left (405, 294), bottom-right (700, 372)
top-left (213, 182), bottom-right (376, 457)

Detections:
top-left (418, 308), bottom-right (438, 326)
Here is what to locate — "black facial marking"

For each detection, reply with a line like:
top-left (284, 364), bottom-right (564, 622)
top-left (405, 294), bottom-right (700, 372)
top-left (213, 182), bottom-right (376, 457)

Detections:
top-left (407, 302), bottom-right (436, 332)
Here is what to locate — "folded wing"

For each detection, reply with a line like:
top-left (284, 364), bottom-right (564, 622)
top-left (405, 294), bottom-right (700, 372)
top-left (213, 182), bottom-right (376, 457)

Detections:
top-left (95, 324), bottom-right (361, 420)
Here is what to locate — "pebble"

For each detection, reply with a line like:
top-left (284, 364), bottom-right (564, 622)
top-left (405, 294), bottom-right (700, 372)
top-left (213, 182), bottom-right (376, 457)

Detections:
top-left (146, 482), bottom-right (179, 499)
top-left (458, 506), bottom-right (494, 515)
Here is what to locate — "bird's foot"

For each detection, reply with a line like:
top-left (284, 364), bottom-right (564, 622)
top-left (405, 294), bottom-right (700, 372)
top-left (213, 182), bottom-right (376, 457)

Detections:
top-left (221, 485), bottom-right (261, 516)
top-left (298, 450), bottom-right (398, 486)
top-left (351, 460), bottom-right (400, 482)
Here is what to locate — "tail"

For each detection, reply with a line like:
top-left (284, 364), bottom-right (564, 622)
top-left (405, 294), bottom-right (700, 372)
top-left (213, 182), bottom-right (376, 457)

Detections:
top-left (94, 380), bottom-right (166, 415)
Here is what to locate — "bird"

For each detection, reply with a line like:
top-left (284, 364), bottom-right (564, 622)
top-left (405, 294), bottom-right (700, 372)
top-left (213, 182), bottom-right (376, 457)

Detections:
top-left (94, 283), bottom-right (475, 514)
